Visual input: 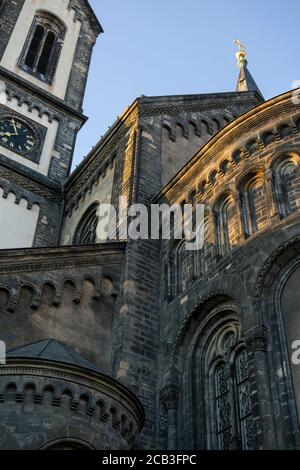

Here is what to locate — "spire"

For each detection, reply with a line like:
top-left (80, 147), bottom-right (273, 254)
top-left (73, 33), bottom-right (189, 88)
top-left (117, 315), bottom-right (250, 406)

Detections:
top-left (234, 40), bottom-right (264, 100)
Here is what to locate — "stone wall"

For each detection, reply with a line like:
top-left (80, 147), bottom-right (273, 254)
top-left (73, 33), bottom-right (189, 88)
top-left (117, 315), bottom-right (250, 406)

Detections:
top-left (0, 0), bottom-right (25, 61)
top-left (0, 359), bottom-right (144, 450)
top-left (0, 0), bottom-right (102, 250)
top-left (63, 90), bottom-right (262, 449)
top-left (0, 0), bottom-right (101, 105)
top-left (0, 244), bottom-right (125, 374)
top-left (157, 90), bottom-right (300, 449)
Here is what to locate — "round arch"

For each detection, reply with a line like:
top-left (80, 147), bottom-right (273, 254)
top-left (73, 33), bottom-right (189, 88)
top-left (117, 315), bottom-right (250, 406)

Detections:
top-left (73, 202), bottom-right (100, 245)
top-left (254, 235), bottom-right (300, 448)
top-left (41, 438), bottom-right (95, 450)
top-left (168, 294), bottom-right (255, 450)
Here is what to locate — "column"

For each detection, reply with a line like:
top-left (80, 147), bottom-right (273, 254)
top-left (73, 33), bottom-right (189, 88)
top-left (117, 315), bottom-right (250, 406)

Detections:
top-left (160, 384), bottom-right (180, 450)
top-left (245, 325), bottom-right (276, 449)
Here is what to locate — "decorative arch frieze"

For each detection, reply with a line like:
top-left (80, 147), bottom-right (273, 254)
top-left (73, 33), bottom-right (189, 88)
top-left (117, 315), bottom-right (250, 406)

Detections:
top-left (0, 361), bottom-right (144, 450)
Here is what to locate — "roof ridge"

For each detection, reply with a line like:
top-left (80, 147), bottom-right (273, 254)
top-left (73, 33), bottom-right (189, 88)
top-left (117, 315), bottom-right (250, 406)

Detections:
top-left (37, 339), bottom-right (53, 358)
top-left (6, 339), bottom-right (100, 373)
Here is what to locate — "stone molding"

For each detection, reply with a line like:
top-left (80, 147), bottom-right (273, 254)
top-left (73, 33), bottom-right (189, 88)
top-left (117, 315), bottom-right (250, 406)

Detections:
top-left (156, 91), bottom-right (300, 203)
top-left (160, 384), bottom-right (180, 411)
top-left (245, 326), bottom-right (269, 353)
top-left (254, 235), bottom-right (300, 298)
top-left (0, 242), bottom-right (126, 274)
top-left (140, 99), bottom-right (256, 118)
top-left (0, 358), bottom-right (145, 445)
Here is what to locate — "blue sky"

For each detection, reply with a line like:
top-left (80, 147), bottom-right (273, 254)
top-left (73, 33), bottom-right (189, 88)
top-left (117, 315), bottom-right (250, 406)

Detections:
top-left (73, 0), bottom-right (300, 168)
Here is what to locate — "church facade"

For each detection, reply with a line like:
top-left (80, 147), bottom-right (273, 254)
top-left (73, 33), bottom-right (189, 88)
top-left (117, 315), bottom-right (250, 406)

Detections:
top-left (0, 0), bottom-right (300, 450)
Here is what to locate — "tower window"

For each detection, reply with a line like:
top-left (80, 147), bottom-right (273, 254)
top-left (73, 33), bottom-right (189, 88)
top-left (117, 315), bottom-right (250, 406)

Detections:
top-left (25, 25), bottom-right (45, 69)
top-left (36, 31), bottom-right (56, 75)
top-left (20, 11), bottom-right (66, 84)
top-left (272, 155), bottom-right (300, 219)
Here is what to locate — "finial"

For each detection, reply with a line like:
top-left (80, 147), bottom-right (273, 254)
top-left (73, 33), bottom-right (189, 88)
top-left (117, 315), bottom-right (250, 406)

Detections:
top-left (234, 39), bottom-right (248, 67)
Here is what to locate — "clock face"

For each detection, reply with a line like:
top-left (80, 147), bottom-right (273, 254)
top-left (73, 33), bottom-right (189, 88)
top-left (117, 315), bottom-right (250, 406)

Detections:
top-left (0, 118), bottom-right (35, 153)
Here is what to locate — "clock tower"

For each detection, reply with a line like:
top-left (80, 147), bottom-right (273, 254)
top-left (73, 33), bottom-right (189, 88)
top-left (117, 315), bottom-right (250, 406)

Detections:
top-left (0, 0), bottom-right (102, 249)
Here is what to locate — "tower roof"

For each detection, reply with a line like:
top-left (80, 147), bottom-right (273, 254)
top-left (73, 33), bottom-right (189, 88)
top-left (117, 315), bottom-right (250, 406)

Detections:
top-left (7, 339), bottom-right (99, 372)
top-left (82, 0), bottom-right (103, 36)
top-left (234, 40), bottom-right (264, 100)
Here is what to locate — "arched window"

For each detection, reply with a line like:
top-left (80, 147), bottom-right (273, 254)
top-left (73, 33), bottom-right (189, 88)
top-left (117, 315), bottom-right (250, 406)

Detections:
top-left (220, 160), bottom-right (229, 175)
top-left (167, 239), bottom-right (195, 297)
top-left (176, 240), bottom-right (192, 294)
top-left (272, 155), bottom-right (300, 219)
top-left (239, 172), bottom-right (268, 238)
top-left (36, 31), bottom-right (56, 75)
top-left (176, 299), bottom-right (257, 450)
top-left (232, 149), bottom-right (243, 165)
top-left (20, 11), bottom-right (66, 83)
top-left (206, 323), bottom-right (255, 450)
top-left (213, 343), bottom-right (254, 450)
top-left (262, 131), bottom-right (276, 147)
top-left (246, 139), bottom-right (258, 155)
top-left (178, 241), bottom-right (193, 292)
top-left (278, 124), bottom-right (292, 139)
top-left (73, 203), bottom-right (99, 246)
top-left (24, 25), bottom-right (45, 69)
top-left (214, 193), bottom-right (238, 256)
top-left (194, 215), bottom-right (209, 277)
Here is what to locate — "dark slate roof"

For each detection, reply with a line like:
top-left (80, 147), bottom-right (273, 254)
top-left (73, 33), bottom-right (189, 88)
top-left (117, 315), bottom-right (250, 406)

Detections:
top-left (7, 339), bottom-right (99, 372)
top-left (237, 64), bottom-right (264, 100)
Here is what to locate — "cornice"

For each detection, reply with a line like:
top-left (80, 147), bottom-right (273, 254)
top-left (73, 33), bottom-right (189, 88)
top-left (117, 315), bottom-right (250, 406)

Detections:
top-left (65, 102), bottom-right (139, 192)
top-left (0, 67), bottom-right (87, 125)
top-left (0, 242), bottom-right (126, 274)
top-left (64, 93), bottom-right (257, 201)
top-left (0, 162), bottom-right (62, 203)
top-left (155, 90), bottom-right (297, 203)
top-left (65, 131), bottom-right (123, 209)
top-left (70, 0), bottom-right (103, 36)
top-left (0, 358), bottom-right (145, 430)
top-left (139, 95), bottom-right (260, 118)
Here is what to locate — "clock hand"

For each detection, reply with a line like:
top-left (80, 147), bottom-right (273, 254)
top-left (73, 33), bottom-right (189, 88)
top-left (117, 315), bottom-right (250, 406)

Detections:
top-left (0, 132), bottom-right (14, 137)
top-left (10, 119), bottom-right (18, 136)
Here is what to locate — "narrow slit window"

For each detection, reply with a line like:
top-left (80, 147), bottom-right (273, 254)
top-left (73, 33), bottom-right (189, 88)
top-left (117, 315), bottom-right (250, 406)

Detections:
top-left (24, 25), bottom-right (44, 69)
top-left (37, 31), bottom-right (56, 75)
